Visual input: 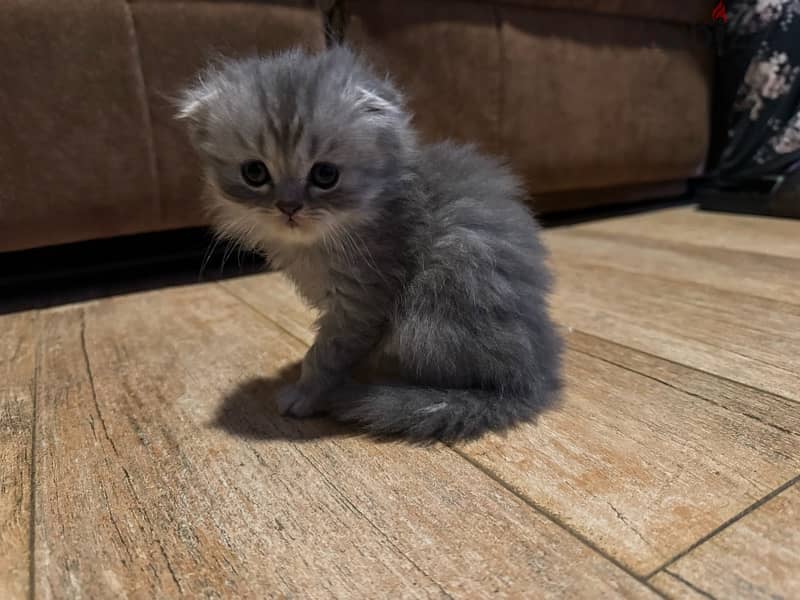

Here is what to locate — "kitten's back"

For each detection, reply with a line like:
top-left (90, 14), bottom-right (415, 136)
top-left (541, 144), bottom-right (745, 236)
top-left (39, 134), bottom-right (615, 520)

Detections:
top-left (336, 141), bottom-right (561, 441)
top-left (417, 141), bottom-right (550, 290)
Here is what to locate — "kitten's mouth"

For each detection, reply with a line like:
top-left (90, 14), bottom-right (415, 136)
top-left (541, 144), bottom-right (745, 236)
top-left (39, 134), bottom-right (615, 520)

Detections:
top-left (273, 211), bottom-right (318, 239)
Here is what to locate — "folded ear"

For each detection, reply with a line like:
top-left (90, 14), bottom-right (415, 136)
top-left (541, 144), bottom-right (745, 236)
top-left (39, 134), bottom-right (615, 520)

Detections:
top-left (347, 76), bottom-right (407, 126)
top-left (176, 87), bottom-right (216, 121)
top-left (354, 85), bottom-right (401, 114)
top-left (174, 80), bottom-right (220, 142)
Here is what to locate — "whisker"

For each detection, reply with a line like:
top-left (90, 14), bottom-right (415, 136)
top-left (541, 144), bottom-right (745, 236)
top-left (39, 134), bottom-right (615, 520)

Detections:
top-left (220, 239), bottom-right (238, 275)
top-left (330, 220), bottom-right (358, 266)
top-left (198, 233), bottom-right (224, 281)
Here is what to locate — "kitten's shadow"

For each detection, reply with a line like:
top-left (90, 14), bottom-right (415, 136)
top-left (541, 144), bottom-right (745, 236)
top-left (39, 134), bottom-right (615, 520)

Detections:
top-left (213, 361), bottom-right (360, 442)
top-left (214, 361), bottom-right (563, 444)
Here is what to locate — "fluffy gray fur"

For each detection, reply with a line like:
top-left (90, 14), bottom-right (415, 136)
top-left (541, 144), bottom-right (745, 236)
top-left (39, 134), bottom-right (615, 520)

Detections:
top-left (178, 46), bottom-right (561, 441)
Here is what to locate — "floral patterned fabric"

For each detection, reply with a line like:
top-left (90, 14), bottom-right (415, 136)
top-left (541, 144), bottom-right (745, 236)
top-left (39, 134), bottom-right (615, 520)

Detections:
top-left (708, 0), bottom-right (800, 183)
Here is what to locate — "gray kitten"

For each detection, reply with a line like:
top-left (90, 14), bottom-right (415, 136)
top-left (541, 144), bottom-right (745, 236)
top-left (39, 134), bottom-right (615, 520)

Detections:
top-left (178, 47), bottom-right (561, 441)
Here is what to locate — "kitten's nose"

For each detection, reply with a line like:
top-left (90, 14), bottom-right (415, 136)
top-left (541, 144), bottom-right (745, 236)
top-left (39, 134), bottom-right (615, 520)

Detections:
top-left (276, 199), bottom-right (302, 216)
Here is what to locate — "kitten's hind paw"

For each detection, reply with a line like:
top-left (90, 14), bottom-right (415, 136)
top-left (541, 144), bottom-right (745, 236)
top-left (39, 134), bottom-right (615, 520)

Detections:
top-left (276, 384), bottom-right (324, 418)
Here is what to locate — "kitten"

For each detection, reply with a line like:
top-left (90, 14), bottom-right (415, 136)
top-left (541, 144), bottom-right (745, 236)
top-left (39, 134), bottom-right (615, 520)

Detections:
top-left (178, 46), bottom-right (562, 441)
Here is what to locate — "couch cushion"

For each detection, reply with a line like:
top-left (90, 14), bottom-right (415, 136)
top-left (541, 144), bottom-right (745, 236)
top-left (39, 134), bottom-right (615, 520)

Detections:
top-left (348, 0), bottom-right (712, 205)
top-left (0, 0), bottom-right (159, 252)
top-left (498, 5), bottom-right (712, 196)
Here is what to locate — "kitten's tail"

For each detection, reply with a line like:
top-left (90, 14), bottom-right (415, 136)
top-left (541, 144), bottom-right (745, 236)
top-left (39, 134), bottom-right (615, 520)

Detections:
top-left (330, 383), bottom-right (557, 442)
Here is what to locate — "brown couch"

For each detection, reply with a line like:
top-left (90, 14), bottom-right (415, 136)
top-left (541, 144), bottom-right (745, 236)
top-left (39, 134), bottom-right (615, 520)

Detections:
top-left (0, 0), bottom-right (714, 253)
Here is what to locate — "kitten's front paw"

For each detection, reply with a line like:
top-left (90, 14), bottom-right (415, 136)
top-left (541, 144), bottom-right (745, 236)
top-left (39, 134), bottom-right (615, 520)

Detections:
top-left (276, 384), bottom-right (324, 418)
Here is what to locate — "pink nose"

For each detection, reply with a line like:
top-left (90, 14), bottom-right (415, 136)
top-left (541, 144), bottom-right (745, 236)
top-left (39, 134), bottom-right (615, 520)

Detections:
top-left (276, 200), bottom-right (302, 216)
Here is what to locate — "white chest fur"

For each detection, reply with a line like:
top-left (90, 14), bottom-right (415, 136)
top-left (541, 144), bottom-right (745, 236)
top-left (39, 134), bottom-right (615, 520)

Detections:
top-left (280, 250), bottom-right (332, 312)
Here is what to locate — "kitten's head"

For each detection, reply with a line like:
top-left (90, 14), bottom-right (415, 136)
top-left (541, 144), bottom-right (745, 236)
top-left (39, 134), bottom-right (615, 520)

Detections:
top-left (177, 46), bottom-right (415, 249)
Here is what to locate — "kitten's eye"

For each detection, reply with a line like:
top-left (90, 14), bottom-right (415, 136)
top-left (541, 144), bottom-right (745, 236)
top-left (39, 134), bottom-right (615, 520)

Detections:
top-left (241, 160), bottom-right (271, 187)
top-left (309, 162), bottom-right (339, 190)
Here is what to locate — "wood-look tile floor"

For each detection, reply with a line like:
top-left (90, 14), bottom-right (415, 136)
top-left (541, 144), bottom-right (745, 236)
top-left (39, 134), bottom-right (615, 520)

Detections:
top-left (2, 206), bottom-right (799, 598)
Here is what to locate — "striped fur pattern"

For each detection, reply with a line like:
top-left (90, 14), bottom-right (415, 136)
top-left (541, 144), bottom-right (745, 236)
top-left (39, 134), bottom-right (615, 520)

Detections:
top-left (178, 47), bottom-right (561, 441)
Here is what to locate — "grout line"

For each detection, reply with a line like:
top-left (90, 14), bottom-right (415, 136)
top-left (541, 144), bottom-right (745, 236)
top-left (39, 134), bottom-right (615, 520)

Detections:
top-left (215, 275), bottom-right (794, 594)
top-left (448, 447), bottom-right (667, 598)
top-left (661, 569), bottom-right (718, 600)
top-left (28, 312), bottom-right (41, 600)
top-left (216, 279), bottom-right (659, 594)
top-left (214, 281), bottom-right (313, 348)
top-left (553, 257), bottom-right (800, 314)
top-left (567, 332), bottom-right (800, 577)
top-left (606, 362), bottom-right (799, 438)
top-left (554, 225), bottom-right (800, 268)
top-left (645, 474), bottom-right (800, 579)
top-left (218, 275), bottom-right (665, 590)
top-left (567, 332), bottom-right (800, 429)
top-left (566, 329), bottom-right (800, 407)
